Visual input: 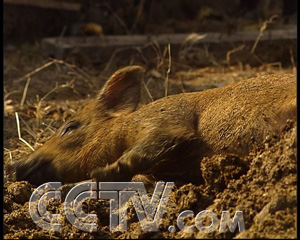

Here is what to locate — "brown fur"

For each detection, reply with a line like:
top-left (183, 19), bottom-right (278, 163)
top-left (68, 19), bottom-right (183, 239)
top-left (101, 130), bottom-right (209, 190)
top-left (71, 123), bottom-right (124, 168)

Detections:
top-left (14, 66), bottom-right (297, 185)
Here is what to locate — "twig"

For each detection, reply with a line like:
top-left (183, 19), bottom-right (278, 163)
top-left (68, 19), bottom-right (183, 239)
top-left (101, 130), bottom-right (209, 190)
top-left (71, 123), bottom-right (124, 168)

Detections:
top-left (130, 0), bottom-right (145, 33)
top-left (203, 44), bottom-right (219, 66)
top-left (20, 77), bottom-right (31, 107)
top-left (103, 48), bottom-right (126, 73)
top-left (15, 58), bottom-right (95, 90)
top-left (226, 44), bottom-right (245, 65)
top-left (15, 112), bottom-right (35, 152)
top-left (35, 81), bottom-right (75, 126)
top-left (15, 60), bottom-right (55, 83)
top-left (41, 81), bottom-right (74, 102)
top-left (289, 48), bottom-right (296, 73)
top-left (149, 39), bottom-right (163, 69)
top-left (238, 61), bottom-right (244, 71)
top-left (132, 45), bottom-right (149, 64)
top-left (251, 15), bottom-right (278, 54)
top-left (51, 58), bottom-right (95, 88)
top-left (103, 45), bottom-right (150, 74)
top-left (35, 120), bottom-right (55, 144)
top-left (252, 53), bottom-right (264, 65)
top-left (54, 60), bottom-right (62, 73)
top-left (142, 79), bottom-right (154, 102)
top-left (99, 3), bottom-right (129, 34)
top-left (54, 59), bottom-right (92, 79)
top-left (180, 33), bottom-right (207, 52)
top-left (266, 62), bottom-right (282, 71)
top-left (19, 115), bottom-right (37, 139)
top-left (59, 25), bottom-right (67, 38)
top-left (165, 44), bottom-right (171, 97)
top-left (177, 75), bottom-right (186, 93)
top-left (4, 90), bottom-right (20, 100)
top-left (4, 148), bottom-right (14, 165)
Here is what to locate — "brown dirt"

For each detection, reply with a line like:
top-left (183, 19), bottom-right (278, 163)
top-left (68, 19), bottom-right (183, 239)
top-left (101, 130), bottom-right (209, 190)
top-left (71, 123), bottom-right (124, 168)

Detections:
top-left (3, 47), bottom-right (297, 239)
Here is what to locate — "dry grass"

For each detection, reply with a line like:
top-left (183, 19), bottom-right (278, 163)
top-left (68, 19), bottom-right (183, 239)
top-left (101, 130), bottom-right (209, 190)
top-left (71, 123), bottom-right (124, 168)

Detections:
top-left (4, 57), bottom-right (99, 173)
top-left (289, 48), bottom-right (296, 74)
top-left (226, 44), bottom-right (245, 66)
top-left (164, 44), bottom-right (171, 97)
top-left (15, 112), bottom-right (35, 152)
top-left (251, 14), bottom-right (278, 54)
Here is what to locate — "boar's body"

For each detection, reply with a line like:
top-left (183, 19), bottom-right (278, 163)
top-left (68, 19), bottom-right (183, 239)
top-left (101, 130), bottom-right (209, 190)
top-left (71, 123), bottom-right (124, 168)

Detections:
top-left (15, 66), bottom-right (296, 185)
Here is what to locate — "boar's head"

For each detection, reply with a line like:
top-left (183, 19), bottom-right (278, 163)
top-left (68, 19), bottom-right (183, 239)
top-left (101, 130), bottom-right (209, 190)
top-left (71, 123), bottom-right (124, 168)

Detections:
top-left (14, 66), bottom-right (145, 185)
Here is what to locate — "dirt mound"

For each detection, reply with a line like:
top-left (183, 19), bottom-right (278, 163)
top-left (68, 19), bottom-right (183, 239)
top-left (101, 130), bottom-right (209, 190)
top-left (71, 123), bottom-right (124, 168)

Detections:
top-left (4, 119), bottom-right (296, 239)
top-left (4, 43), bottom-right (297, 238)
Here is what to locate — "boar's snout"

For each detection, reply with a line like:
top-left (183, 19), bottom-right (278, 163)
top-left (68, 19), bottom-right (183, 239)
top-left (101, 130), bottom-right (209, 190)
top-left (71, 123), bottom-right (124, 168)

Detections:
top-left (14, 155), bottom-right (61, 186)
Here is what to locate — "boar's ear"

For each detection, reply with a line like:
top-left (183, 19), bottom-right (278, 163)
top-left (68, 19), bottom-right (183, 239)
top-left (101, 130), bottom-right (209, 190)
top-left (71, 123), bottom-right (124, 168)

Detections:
top-left (98, 65), bottom-right (145, 115)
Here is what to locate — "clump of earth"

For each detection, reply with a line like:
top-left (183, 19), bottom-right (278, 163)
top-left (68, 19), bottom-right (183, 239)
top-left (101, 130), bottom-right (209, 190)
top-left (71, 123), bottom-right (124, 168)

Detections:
top-left (4, 119), bottom-right (296, 239)
top-left (4, 40), bottom-right (296, 239)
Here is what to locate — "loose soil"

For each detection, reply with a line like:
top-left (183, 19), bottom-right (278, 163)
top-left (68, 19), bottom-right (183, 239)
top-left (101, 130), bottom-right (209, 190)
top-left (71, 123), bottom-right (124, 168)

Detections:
top-left (3, 47), bottom-right (297, 239)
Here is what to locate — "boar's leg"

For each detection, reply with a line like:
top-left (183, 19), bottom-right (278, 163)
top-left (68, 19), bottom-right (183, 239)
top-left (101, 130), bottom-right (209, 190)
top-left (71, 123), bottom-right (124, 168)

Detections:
top-left (91, 134), bottom-right (200, 182)
top-left (91, 148), bottom-right (152, 182)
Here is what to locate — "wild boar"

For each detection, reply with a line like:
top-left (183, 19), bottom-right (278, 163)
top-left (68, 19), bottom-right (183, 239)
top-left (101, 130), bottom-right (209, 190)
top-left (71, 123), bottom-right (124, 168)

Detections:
top-left (14, 66), bottom-right (296, 185)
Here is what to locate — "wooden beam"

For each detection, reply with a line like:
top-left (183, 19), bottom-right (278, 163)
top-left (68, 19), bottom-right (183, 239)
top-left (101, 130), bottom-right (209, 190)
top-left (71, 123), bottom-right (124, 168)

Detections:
top-left (41, 26), bottom-right (297, 66)
top-left (4, 0), bottom-right (81, 11)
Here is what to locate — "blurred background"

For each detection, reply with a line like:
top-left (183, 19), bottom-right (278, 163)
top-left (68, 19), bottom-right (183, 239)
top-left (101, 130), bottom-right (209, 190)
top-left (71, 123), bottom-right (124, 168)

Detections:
top-left (3, 0), bottom-right (297, 43)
